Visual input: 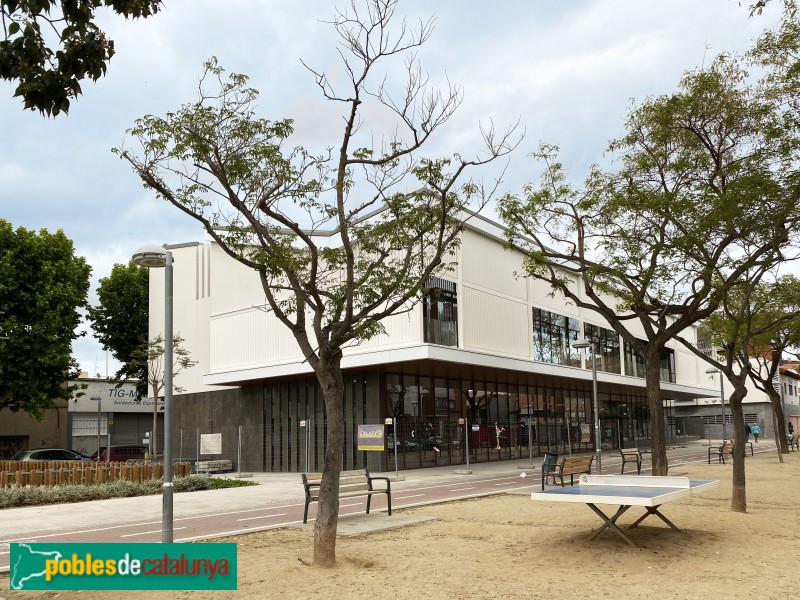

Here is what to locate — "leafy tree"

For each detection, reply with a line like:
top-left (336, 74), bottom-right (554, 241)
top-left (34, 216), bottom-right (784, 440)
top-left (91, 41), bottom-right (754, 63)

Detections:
top-left (0, 219), bottom-right (91, 418)
top-left (87, 261), bottom-right (149, 396)
top-left (498, 53), bottom-right (800, 478)
top-left (0, 0), bottom-right (161, 115)
top-left (741, 277), bottom-right (800, 453)
top-left (687, 271), bottom-right (797, 510)
top-left (116, 0), bottom-right (517, 566)
top-left (130, 334), bottom-right (196, 459)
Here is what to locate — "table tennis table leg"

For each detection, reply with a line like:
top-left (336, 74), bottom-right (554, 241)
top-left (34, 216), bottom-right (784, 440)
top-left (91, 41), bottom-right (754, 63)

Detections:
top-left (586, 503), bottom-right (637, 547)
top-left (629, 505), bottom-right (680, 531)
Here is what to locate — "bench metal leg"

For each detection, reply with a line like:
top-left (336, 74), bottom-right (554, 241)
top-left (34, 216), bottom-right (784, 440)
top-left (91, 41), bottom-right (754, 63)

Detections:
top-left (587, 504), bottom-right (637, 547)
top-left (629, 505), bottom-right (680, 531)
top-left (303, 500), bottom-right (311, 524)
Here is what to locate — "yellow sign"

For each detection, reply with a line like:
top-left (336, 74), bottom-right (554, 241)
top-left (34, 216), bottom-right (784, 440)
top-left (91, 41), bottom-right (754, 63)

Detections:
top-left (357, 425), bottom-right (385, 451)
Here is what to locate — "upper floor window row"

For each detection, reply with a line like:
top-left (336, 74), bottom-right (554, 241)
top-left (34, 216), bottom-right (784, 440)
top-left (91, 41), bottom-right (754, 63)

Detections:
top-left (533, 308), bottom-right (675, 382)
top-left (623, 340), bottom-right (676, 383)
top-left (532, 308), bottom-right (581, 368)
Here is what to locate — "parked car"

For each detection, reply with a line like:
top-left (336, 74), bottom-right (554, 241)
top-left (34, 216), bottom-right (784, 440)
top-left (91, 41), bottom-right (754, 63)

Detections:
top-left (91, 444), bottom-right (148, 462)
top-left (12, 448), bottom-right (91, 462)
top-left (386, 435), bottom-right (416, 451)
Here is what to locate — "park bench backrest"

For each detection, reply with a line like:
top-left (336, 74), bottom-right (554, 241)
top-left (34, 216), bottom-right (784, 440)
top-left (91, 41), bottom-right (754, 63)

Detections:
top-left (561, 455), bottom-right (593, 476)
top-left (302, 469), bottom-right (371, 493)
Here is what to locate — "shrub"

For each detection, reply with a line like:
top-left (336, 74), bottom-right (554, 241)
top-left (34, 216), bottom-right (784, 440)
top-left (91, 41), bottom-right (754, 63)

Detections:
top-left (0, 475), bottom-right (257, 509)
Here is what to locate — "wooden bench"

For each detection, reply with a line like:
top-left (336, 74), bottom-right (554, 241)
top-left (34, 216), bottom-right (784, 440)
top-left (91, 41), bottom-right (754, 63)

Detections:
top-left (541, 455), bottom-right (593, 490)
top-left (619, 448), bottom-right (642, 474)
top-left (195, 459), bottom-right (233, 473)
top-left (708, 442), bottom-right (734, 464)
top-left (788, 434), bottom-right (799, 451)
top-left (301, 468), bottom-right (392, 524)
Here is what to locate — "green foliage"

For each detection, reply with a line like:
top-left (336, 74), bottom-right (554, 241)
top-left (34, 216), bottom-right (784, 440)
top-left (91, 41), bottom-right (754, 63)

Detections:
top-left (0, 475), bottom-right (257, 508)
top-left (87, 261), bottom-right (149, 396)
top-left (117, 44), bottom-right (515, 360)
top-left (0, 0), bottom-right (161, 115)
top-left (129, 334), bottom-right (197, 396)
top-left (499, 28), bottom-right (800, 476)
top-left (499, 51), bottom-right (800, 338)
top-left (0, 220), bottom-right (91, 418)
top-left (128, 333), bottom-right (196, 457)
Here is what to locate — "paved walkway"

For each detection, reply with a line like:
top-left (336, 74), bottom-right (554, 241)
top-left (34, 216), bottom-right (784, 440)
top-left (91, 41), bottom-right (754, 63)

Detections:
top-left (0, 439), bottom-right (776, 572)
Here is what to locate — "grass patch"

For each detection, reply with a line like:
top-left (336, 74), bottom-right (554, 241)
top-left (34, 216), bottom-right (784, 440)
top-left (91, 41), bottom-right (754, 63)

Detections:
top-left (0, 475), bottom-right (257, 509)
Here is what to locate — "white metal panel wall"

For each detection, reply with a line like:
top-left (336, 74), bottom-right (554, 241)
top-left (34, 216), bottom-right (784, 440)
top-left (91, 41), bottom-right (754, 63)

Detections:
top-left (675, 346), bottom-right (702, 387)
top-left (530, 277), bottom-right (581, 317)
top-left (343, 305), bottom-right (422, 352)
top-left (210, 307), bottom-right (304, 371)
top-left (461, 287), bottom-right (529, 358)
top-left (148, 244), bottom-right (212, 395)
top-left (209, 297), bottom-right (425, 373)
top-left (208, 243), bottom-right (266, 315)
top-left (461, 228), bottom-right (527, 300)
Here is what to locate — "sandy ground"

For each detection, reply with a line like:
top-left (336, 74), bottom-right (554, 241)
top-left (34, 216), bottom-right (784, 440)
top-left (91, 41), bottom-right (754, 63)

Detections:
top-left (3, 450), bottom-right (799, 600)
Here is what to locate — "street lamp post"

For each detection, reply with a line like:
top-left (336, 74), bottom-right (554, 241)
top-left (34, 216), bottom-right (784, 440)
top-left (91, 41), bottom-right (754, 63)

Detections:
top-left (91, 396), bottom-right (101, 460)
top-left (705, 367), bottom-right (726, 441)
top-left (573, 337), bottom-right (601, 474)
top-left (133, 243), bottom-right (174, 544)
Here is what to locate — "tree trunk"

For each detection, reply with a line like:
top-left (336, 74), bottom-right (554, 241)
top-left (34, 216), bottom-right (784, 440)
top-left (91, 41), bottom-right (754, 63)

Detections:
top-left (644, 354), bottom-right (668, 475)
top-left (767, 391), bottom-right (789, 454)
top-left (152, 401), bottom-right (159, 459)
top-left (728, 386), bottom-right (748, 513)
top-left (771, 407), bottom-right (785, 464)
top-left (313, 351), bottom-right (345, 568)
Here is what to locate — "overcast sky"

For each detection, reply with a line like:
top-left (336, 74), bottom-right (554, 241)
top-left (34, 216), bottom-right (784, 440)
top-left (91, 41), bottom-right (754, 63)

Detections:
top-left (0, 0), bottom-right (784, 377)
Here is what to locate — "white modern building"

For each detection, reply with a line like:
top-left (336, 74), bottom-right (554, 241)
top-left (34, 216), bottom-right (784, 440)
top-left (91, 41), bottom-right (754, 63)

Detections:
top-left (145, 213), bottom-right (717, 472)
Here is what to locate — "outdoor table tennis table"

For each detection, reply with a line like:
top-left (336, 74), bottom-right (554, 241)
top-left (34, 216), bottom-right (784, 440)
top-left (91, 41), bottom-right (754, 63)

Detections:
top-left (530, 475), bottom-right (719, 547)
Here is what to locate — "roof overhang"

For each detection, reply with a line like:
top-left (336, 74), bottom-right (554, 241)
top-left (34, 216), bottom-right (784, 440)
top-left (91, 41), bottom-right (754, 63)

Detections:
top-left (203, 343), bottom-right (716, 401)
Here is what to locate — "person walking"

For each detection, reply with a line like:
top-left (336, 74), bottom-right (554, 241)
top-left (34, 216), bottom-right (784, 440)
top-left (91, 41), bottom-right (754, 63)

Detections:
top-left (745, 424), bottom-right (751, 442)
top-left (752, 423), bottom-right (761, 443)
top-left (789, 421), bottom-right (795, 436)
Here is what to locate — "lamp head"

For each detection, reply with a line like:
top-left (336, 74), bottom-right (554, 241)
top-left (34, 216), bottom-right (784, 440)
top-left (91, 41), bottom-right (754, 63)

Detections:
top-left (572, 337), bottom-right (591, 350)
top-left (705, 367), bottom-right (719, 374)
top-left (132, 243), bottom-right (168, 268)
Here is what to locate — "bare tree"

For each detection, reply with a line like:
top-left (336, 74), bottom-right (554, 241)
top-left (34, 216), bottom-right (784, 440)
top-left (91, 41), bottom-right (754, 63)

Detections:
top-left (132, 334), bottom-right (196, 459)
top-left (116, 0), bottom-right (518, 566)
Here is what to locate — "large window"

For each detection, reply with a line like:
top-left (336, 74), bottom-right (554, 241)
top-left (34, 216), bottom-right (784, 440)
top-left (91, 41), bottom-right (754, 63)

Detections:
top-left (423, 277), bottom-right (458, 347)
top-left (532, 308), bottom-right (581, 367)
top-left (660, 348), bottom-right (676, 383)
top-left (583, 323), bottom-right (621, 374)
top-left (623, 341), bottom-right (676, 383)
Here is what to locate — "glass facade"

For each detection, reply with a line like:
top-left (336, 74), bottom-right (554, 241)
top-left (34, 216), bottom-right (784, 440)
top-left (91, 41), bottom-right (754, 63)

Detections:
top-left (623, 341), bottom-right (677, 383)
top-left (532, 308), bottom-right (581, 367)
top-left (583, 323), bottom-right (622, 374)
top-left (423, 277), bottom-right (458, 347)
top-left (243, 366), bottom-right (654, 472)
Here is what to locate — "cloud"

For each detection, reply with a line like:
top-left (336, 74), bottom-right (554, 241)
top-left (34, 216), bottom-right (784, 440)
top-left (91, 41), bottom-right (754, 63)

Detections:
top-left (0, 0), bottom-right (785, 375)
